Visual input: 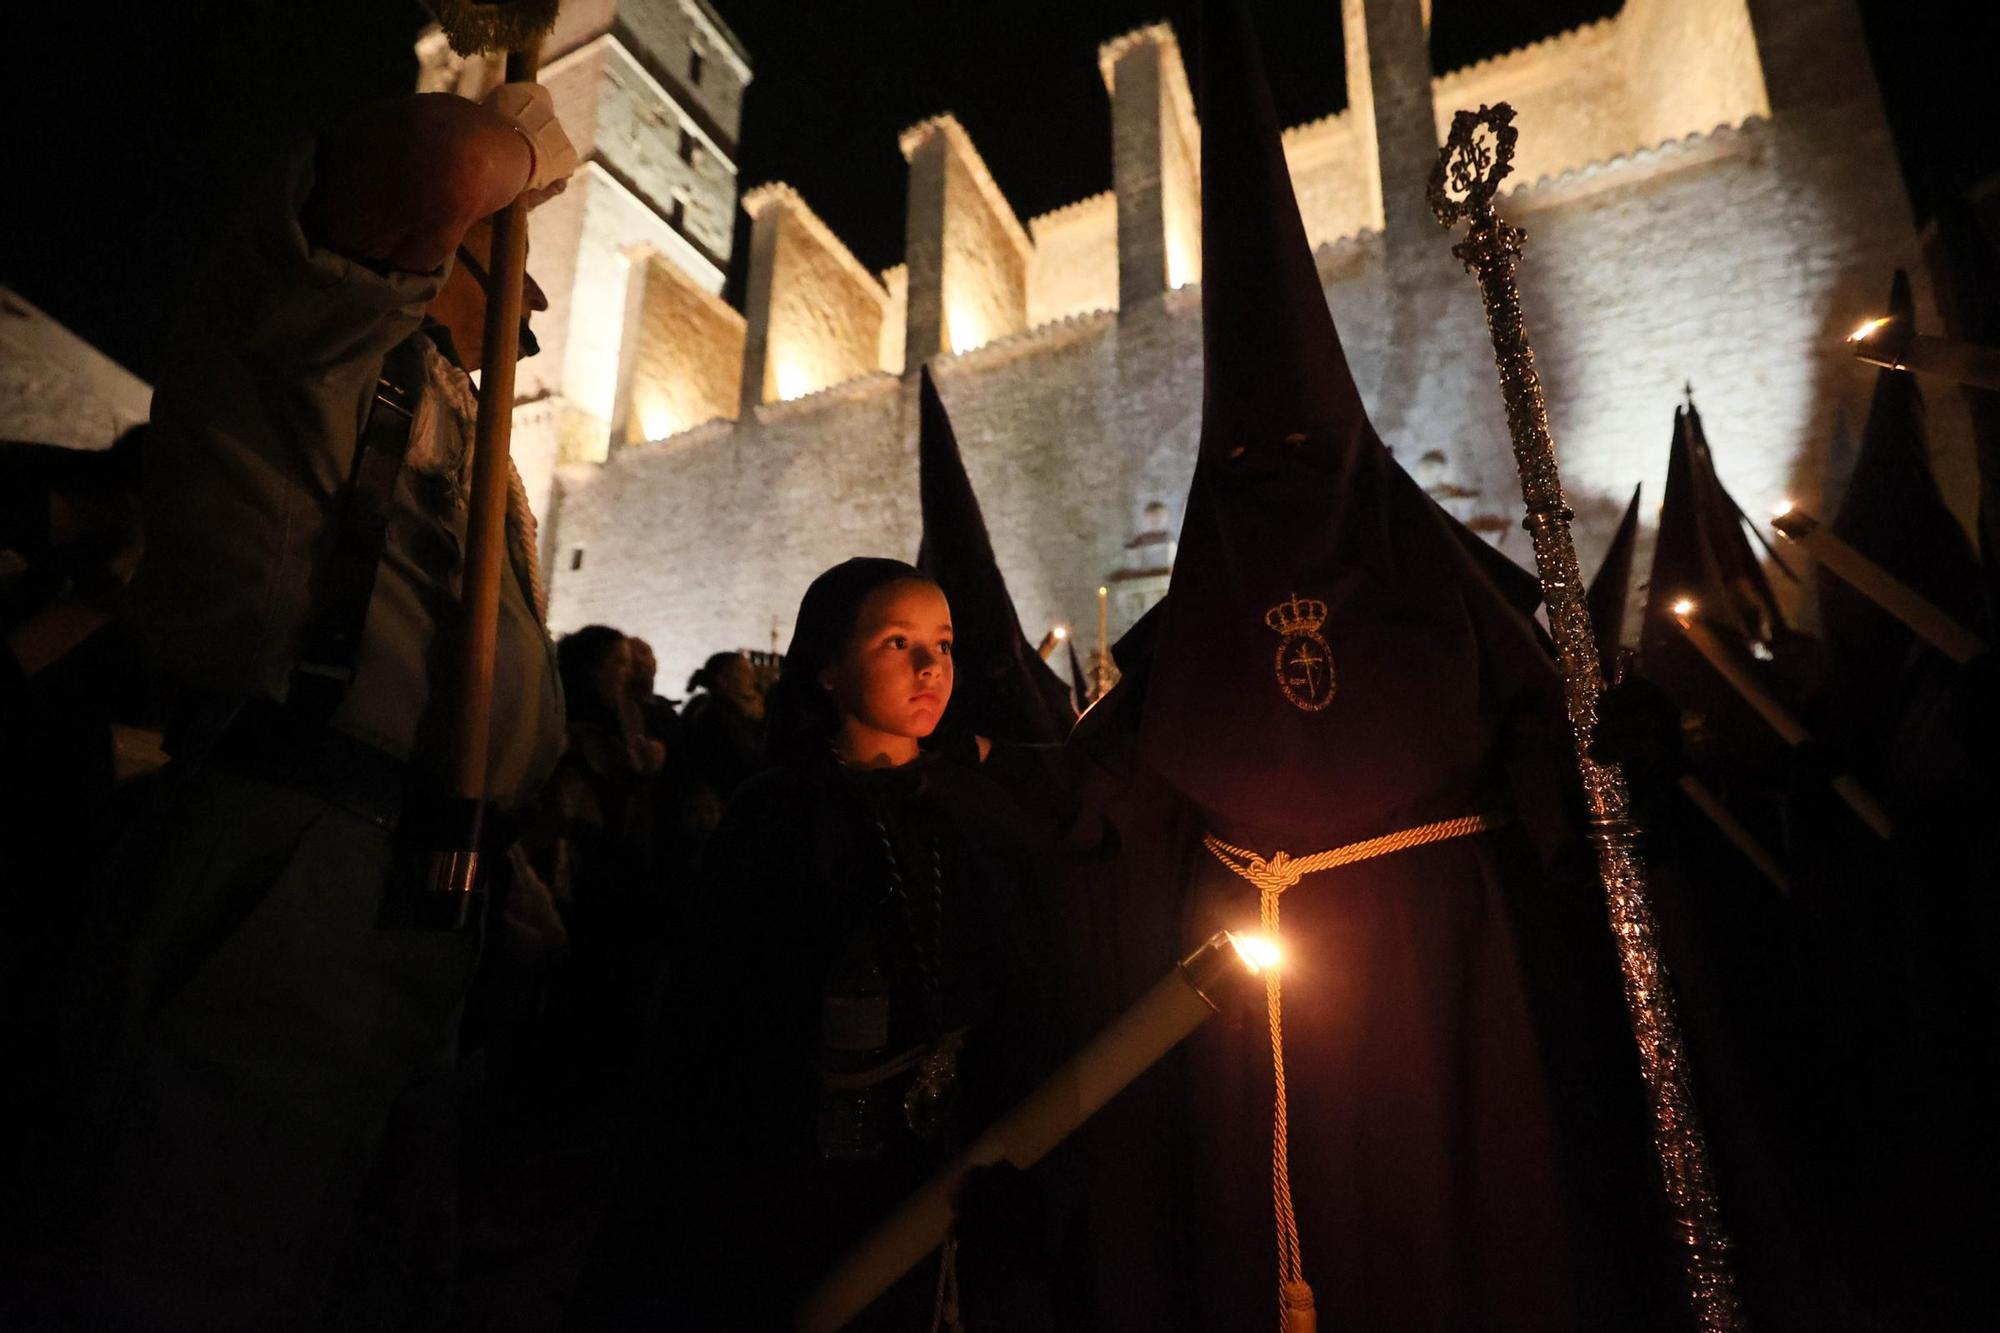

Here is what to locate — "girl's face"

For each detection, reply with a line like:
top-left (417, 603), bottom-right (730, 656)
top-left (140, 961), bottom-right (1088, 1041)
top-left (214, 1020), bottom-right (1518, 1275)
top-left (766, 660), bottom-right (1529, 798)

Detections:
top-left (821, 579), bottom-right (954, 758)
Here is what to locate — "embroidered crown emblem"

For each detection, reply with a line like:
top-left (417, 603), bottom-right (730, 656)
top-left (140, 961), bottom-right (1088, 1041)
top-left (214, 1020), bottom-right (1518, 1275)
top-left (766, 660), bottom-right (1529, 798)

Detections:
top-left (1264, 592), bottom-right (1328, 638)
top-left (1264, 591), bottom-right (1336, 713)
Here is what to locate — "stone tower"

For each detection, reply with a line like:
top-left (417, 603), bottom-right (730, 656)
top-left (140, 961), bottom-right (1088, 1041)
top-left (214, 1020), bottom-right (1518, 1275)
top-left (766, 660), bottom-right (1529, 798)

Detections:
top-left (415, 0), bottom-right (752, 535)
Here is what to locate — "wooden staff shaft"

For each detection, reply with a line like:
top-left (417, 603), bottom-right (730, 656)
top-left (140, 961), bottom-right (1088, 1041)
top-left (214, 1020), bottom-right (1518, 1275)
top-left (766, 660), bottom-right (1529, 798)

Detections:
top-left (447, 45), bottom-right (541, 804)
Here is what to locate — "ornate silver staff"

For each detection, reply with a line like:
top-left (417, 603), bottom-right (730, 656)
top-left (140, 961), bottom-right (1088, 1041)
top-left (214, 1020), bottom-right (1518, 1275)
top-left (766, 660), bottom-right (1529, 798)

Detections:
top-left (1428, 103), bottom-right (1745, 1332)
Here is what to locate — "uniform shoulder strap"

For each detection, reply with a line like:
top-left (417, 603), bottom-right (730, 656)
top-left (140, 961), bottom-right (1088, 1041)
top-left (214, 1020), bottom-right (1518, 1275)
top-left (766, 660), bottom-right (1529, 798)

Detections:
top-left (283, 333), bottom-right (430, 734)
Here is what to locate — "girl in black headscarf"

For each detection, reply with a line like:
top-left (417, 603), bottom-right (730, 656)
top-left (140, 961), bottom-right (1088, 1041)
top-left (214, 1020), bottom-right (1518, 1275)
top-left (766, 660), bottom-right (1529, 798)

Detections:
top-left (654, 558), bottom-right (1071, 1329)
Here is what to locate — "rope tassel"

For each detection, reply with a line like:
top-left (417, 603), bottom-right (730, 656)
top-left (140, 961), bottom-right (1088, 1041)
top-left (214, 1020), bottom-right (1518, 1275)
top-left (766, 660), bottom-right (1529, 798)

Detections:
top-left (1262, 880), bottom-right (1312, 1332)
top-left (1204, 812), bottom-right (1502, 1332)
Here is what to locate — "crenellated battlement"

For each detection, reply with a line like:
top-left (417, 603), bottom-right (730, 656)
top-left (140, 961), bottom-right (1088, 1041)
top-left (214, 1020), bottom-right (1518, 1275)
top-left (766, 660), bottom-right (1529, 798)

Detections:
top-left (897, 115), bottom-right (1036, 262)
top-left (544, 0), bottom-right (1933, 692)
top-left (737, 182), bottom-right (890, 412)
top-left (611, 0), bottom-right (1770, 451)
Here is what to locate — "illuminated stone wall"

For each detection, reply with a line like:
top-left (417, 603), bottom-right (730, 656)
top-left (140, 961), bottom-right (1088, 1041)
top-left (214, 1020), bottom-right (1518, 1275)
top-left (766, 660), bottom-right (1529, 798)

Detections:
top-left (939, 143), bottom-right (1031, 356)
top-left (545, 0), bottom-right (1947, 686)
top-left (415, 0), bottom-right (749, 542)
top-left (879, 264), bottom-right (910, 376)
top-left (1027, 194), bottom-right (1118, 328)
top-left (1620, 0), bottom-right (1770, 151)
top-left (622, 254), bottom-right (744, 443)
top-left (1433, 21), bottom-right (1638, 190)
top-left (901, 116), bottom-right (1033, 361)
top-left (550, 374), bottom-right (913, 668)
top-left (739, 184), bottom-right (889, 406)
top-left (592, 40), bottom-right (738, 262)
top-left (1284, 112), bottom-right (1381, 252)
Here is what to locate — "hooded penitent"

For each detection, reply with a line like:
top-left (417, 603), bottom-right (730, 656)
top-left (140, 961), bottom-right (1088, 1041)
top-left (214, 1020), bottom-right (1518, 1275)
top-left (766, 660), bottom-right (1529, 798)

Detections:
top-left (1637, 401), bottom-right (1804, 756)
top-left (1927, 189), bottom-right (2000, 626)
top-left (1816, 265), bottom-right (2000, 1323)
top-left (1065, 636), bottom-right (1090, 711)
top-left (914, 367), bottom-right (1077, 745)
top-left (1138, 11), bottom-right (1558, 846)
top-left (1686, 401), bottom-right (1788, 642)
top-left (1822, 271), bottom-right (1988, 770)
top-left (1071, 2), bottom-right (1669, 1327)
top-left (1587, 484), bottom-right (1643, 680)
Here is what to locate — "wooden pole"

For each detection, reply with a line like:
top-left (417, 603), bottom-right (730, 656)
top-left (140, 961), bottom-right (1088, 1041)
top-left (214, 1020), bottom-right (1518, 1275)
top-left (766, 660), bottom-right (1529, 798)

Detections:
top-left (447, 44), bottom-right (539, 800)
top-left (423, 28), bottom-right (550, 922)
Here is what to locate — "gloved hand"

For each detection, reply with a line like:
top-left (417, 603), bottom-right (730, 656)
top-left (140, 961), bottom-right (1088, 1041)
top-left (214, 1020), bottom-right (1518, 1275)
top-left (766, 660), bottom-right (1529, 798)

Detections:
top-left (481, 83), bottom-right (579, 204)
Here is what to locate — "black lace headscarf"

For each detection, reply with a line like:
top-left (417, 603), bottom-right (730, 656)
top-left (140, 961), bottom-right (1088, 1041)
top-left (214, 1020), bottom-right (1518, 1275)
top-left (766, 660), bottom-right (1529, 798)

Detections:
top-left (764, 557), bottom-right (938, 763)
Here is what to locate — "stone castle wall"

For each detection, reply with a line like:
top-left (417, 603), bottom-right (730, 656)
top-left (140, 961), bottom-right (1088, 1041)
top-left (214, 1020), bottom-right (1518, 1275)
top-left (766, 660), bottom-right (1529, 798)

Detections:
top-left (1027, 194), bottom-right (1118, 328)
top-left (738, 184), bottom-right (890, 408)
top-left (544, 0), bottom-right (1948, 689)
top-left (621, 254), bottom-right (744, 444)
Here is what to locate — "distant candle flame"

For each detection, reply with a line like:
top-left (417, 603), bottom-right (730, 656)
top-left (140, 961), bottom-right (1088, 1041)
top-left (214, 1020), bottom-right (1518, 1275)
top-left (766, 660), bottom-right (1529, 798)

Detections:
top-left (1097, 586), bottom-right (1109, 598)
top-left (1052, 625), bottom-right (1068, 640)
top-left (1848, 317), bottom-right (1891, 344)
top-left (1771, 499), bottom-right (1794, 519)
top-left (1227, 932), bottom-right (1283, 975)
top-left (1672, 598), bottom-right (1697, 619)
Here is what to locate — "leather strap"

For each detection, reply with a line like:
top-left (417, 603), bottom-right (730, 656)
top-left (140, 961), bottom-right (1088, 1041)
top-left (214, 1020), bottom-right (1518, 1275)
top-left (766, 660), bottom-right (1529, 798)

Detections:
top-left (284, 334), bottom-right (429, 733)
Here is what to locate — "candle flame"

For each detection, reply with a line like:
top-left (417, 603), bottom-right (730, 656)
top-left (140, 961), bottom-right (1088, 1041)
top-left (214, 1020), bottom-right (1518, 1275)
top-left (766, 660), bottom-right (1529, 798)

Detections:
top-left (1052, 625), bottom-right (1068, 640)
top-left (1097, 586), bottom-right (1109, 598)
top-left (1671, 598), bottom-right (1697, 619)
top-left (1771, 499), bottom-right (1793, 519)
top-left (1227, 932), bottom-right (1282, 975)
top-left (1847, 317), bottom-right (1891, 344)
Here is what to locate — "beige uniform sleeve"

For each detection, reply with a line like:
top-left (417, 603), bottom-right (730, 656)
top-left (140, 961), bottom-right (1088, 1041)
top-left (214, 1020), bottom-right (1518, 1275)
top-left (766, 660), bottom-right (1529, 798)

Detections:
top-left (131, 138), bottom-right (452, 700)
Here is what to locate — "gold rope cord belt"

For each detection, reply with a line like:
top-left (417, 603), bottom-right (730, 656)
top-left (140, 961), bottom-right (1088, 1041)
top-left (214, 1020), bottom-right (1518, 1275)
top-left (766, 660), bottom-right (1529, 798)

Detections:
top-left (1202, 811), bottom-right (1506, 1332)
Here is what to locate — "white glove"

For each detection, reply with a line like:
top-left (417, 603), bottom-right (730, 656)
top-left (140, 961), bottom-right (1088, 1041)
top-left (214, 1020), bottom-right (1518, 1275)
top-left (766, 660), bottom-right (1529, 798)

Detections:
top-left (482, 83), bottom-right (579, 198)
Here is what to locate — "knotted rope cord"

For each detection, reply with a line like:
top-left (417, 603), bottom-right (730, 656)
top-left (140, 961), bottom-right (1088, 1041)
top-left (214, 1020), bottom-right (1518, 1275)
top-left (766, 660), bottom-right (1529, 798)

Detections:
top-left (1202, 811), bottom-right (1505, 1329)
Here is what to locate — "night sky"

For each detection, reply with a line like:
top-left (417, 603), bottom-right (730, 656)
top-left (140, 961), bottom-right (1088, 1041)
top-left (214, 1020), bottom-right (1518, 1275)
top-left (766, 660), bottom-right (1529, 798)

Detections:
top-left (5, 0), bottom-right (1993, 391)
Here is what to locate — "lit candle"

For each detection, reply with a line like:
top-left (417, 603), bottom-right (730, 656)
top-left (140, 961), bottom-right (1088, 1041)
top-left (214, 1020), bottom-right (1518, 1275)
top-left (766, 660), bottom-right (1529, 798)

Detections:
top-left (1035, 624), bottom-right (1069, 661)
top-left (797, 931), bottom-right (1277, 1333)
top-left (1095, 584), bottom-right (1111, 698)
top-left (1769, 503), bottom-right (1987, 664)
top-left (1670, 601), bottom-right (1805, 744)
top-left (1672, 600), bottom-right (1894, 839)
top-left (1848, 317), bottom-right (2000, 392)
